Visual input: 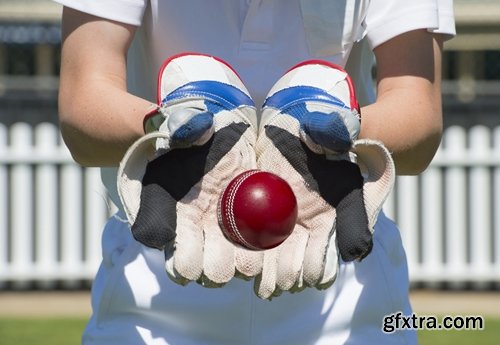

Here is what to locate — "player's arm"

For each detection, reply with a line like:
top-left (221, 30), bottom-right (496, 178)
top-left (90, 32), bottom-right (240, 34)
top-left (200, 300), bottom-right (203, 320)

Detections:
top-left (359, 29), bottom-right (445, 175)
top-left (58, 7), bottom-right (153, 167)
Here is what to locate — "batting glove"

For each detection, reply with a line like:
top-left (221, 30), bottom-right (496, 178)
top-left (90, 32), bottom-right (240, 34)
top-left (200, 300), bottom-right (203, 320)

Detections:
top-left (118, 53), bottom-right (263, 287)
top-left (254, 60), bottom-right (395, 299)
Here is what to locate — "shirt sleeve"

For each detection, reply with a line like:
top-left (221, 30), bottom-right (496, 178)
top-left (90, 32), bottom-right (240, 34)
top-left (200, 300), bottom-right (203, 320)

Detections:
top-left (429, 0), bottom-right (456, 37)
top-left (53, 0), bottom-right (147, 26)
top-left (363, 0), bottom-right (456, 49)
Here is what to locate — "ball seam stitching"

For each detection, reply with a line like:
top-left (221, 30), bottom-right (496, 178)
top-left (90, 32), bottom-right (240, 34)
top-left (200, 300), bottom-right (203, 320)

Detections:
top-left (226, 170), bottom-right (261, 250)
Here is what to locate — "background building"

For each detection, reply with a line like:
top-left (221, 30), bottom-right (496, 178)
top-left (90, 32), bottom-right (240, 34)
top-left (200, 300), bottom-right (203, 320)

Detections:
top-left (0, 0), bottom-right (61, 126)
top-left (1, 0), bottom-right (500, 289)
top-left (443, 0), bottom-right (500, 128)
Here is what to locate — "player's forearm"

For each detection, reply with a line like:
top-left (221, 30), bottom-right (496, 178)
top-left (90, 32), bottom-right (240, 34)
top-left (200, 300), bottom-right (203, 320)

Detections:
top-left (59, 81), bottom-right (152, 167)
top-left (362, 30), bottom-right (445, 176)
top-left (57, 7), bottom-right (146, 167)
top-left (359, 85), bottom-right (443, 175)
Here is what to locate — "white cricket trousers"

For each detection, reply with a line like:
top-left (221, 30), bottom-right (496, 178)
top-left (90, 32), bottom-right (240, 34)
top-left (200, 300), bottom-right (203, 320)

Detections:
top-left (82, 211), bottom-right (416, 345)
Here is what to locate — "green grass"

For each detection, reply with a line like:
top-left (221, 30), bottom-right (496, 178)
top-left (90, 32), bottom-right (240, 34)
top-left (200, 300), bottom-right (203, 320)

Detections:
top-left (418, 317), bottom-right (500, 345)
top-left (0, 317), bottom-right (498, 345)
top-left (0, 318), bottom-right (87, 345)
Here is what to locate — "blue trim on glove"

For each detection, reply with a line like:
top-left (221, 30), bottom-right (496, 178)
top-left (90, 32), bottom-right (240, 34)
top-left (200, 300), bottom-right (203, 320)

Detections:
top-left (171, 111), bottom-right (214, 145)
top-left (264, 86), bottom-right (355, 152)
top-left (263, 85), bottom-right (347, 111)
top-left (303, 109), bottom-right (352, 153)
top-left (163, 80), bottom-right (255, 110)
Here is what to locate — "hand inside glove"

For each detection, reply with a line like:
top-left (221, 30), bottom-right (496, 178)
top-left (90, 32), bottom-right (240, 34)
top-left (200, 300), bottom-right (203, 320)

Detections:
top-left (255, 61), bottom-right (395, 299)
top-left (118, 53), bottom-right (263, 287)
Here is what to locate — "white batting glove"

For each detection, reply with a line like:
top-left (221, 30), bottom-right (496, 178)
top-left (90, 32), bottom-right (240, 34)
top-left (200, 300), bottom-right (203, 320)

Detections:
top-left (254, 61), bottom-right (395, 299)
top-left (118, 53), bottom-right (263, 287)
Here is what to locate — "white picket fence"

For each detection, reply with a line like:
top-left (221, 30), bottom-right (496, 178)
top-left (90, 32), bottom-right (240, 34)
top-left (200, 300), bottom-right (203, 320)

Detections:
top-left (0, 122), bottom-right (113, 288)
top-left (1, 122), bottom-right (500, 288)
top-left (384, 125), bottom-right (500, 287)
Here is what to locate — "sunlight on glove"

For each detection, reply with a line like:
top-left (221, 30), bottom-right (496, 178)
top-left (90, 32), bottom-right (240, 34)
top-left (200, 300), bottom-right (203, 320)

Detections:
top-left (118, 54), bottom-right (263, 287)
top-left (254, 61), bottom-right (395, 299)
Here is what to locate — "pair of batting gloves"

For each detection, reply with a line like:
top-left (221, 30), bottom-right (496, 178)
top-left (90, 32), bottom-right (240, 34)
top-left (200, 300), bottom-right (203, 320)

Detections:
top-left (118, 53), bottom-right (395, 300)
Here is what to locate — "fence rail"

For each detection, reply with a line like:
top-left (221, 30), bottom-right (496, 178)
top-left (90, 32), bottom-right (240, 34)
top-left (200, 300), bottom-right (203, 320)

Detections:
top-left (1, 122), bottom-right (500, 288)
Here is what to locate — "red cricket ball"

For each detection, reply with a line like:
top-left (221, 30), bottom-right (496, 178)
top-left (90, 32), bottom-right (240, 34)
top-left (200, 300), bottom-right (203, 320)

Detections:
top-left (217, 170), bottom-right (298, 250)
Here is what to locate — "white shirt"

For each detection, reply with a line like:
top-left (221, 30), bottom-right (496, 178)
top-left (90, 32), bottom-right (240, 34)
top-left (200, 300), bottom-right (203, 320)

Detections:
top-left (55, 0), bottom-right (454, 106)
top-left (53, 1), bottom-right (455, 344)
top-left (60, 0), bottom-right (455, 209)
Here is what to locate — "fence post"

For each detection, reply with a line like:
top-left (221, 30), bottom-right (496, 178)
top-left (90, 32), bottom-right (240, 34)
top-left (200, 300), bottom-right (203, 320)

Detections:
top-left (397, 175), bottom-right (420, 279)
top-left (34, 123), bottom-right (59, 287)
top-left (493, 127), bottom-right (500, 286)
top-left (0, 124), bottom-right (7, 289)
top-left (10, 123), bottom-right (34, 288)
top-left (421, 161), bottom-right (443, 283)
top-left (469, 125), bottom-right (492, 286)
top-left (60, 156), bottom-right (83, 287)
top-left (443, 126), bottom-right (468, 287)
top-left (84, 167), bottom-right (109, 275)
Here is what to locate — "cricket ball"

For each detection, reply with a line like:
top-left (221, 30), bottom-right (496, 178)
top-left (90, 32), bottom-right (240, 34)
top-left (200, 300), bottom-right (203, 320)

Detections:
top-left (217, 170), bottom-right (298, 250)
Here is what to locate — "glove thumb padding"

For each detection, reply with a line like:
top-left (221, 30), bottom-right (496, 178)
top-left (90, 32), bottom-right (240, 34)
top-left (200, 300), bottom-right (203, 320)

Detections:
top-left (118, 132), bottom-right (159, 226)
top-left (351, 139), bottom-right (396, 232)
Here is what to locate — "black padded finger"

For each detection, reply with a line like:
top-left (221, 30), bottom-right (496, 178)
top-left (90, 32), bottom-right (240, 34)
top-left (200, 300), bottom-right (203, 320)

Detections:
top-left (336, 188), bottom-right (372, 261)
top-left (132, 183), bottom-right (177, 249)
